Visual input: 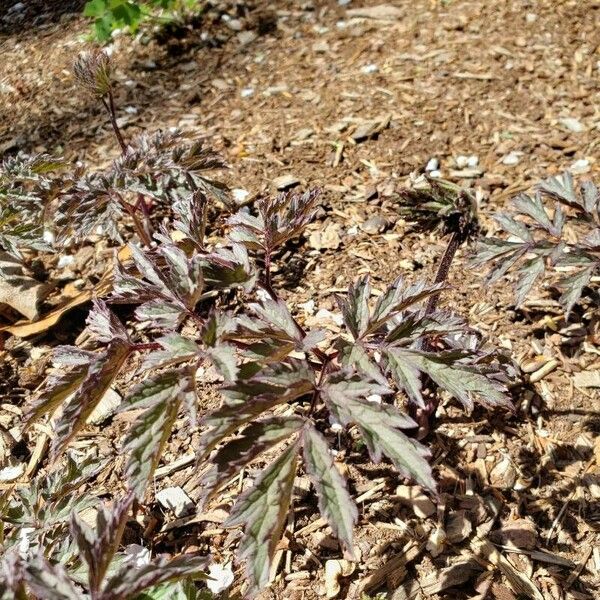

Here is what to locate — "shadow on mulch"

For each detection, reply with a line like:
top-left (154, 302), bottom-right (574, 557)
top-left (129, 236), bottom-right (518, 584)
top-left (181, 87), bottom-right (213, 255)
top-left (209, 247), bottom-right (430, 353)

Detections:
top-left (432, 414), bottom-right (598, 599)
top-left (0, 0), bottom-right (86, 37)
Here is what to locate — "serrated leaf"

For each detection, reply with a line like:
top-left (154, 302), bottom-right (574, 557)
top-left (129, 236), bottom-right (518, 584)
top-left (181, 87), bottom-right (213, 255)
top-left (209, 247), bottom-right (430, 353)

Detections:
top-left (225, 441), bottom-right (299, 593)
top-left (512, 193), bottom-right (557, 234)
top-left (197, 360), bottom-right (314, 462)
top-left (302, 425), bottom-right (357, 557)
top-left (249, 297), bottom-right (303, 343)
top-left (201, 416), bottom-right (305, 505)
top-left (135, 299), bottom-right (186, 329)
top-left (24, 555), bottom-right (83, 600)
top-left (559, 265), bottom-right (595, 316)
top-left (50, 340), bottom-right (131, 458)
top-left (206, 344), bottom-right (238, 382)
top-left (404, 349), bottom-right (512, 411)
top-left (201, 244), bottom-right (255, 290)
top-left (86, 299), bottom-right (129, 343)
top-left (368, 278), bottom-right (444, 334)
top-left (71, 493), bottom-right (134, 593)
top-left (384, 347), bottom-right (425, 408)
top-left (336, 339), bottom-right (387, 386)
top-left (26, 363), bottom-right (89, 427)
top-left (141, 334), bottom-right (201, 370)
top-left (200, 310), bottom-right (236, 347)
top-left (537, 171), bottom-right (578, 207)
top-left (129, 244), bottom-right (171, 293)
top-left (102, 556), bottom-right (208, 600)
top-left (322, 372), bottom-right (433, 490)
top-left (336, 276), bottom-right (371, 339)
top-left (514, 255), bottom-right (545, 306)
top-left (122, 370), bottom-right (193, 497)
top-left (580, 180), bottom-right (599, 215)
top-left (133, 579), bottom-right (203, 600)
top-left (492, 213), bottom-right (533, 242)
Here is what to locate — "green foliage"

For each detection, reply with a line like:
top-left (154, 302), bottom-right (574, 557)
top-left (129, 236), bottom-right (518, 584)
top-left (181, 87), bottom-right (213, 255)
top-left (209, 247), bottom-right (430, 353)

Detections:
top-left (83, 0), bottom-right (202, 41)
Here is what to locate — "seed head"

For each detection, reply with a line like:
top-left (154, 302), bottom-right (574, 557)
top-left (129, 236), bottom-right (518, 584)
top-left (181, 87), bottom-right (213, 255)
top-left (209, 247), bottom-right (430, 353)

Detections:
top-left (73, 50), bottom-right (112, 97)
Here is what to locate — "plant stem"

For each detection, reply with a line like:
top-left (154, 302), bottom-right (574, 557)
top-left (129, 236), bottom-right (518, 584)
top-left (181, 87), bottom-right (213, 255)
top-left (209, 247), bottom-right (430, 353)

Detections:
top-left (309, 354), bottom-right (332, 414)
top-left (264, 249), bottom-right (274, 296)
top-left (424, 230), bottom-right (462, 316)
top-left (133, 342), bottom-right (161, 352)
top-left (135, 193), bottom-right (154, 243)
top-left (416, 228), bottom-right (467, 439)
top-left (113, 191), bottom-right (153, 247)
top-left (102, 90), bottom-right (127, 154)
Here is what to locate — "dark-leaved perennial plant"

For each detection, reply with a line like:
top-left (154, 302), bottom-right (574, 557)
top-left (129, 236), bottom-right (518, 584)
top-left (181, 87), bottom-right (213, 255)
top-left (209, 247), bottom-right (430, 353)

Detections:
top-left (5, 51), bottom-right (518, 597)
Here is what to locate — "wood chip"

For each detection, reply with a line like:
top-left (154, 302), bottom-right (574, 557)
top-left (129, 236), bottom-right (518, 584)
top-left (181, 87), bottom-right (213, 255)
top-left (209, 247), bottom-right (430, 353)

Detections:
top-left (529, 359), bottom-right (559, 382)
top-left (346, 5), bottom-right (404, 20)
top-left (273, 174), bottom-right (300, 190)
top-left (573, 370), bottom-right (600, 388)
top-left (471, 537), bottom-right (544, 600)
top-left (156, 486), bottom-right (195, 517)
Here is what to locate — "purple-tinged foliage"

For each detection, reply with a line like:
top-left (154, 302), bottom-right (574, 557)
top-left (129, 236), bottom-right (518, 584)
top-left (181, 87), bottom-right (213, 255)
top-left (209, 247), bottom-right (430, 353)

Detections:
top-left (16, 50), bottom-right (517, 599)
top-left (474, 172), bottom-right (600, 316)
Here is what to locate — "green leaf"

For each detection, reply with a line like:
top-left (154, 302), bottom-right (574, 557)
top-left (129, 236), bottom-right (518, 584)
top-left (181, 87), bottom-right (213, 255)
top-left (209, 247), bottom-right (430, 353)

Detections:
top-left (141, 333), bottom-right (201, 370)
top-left (302, 425), bottom-right (357, 557)
top-left (135, 299), bottom-right (186, 329)
top-left (249, 297), bottom-right (303, 344)
top-left (94, 15), bottom-right (114, 41)
top-left (404, 350), bottom-right (512, 411)
top-left (336, 339), bottom-right (388, 387)
top-left (84, 0), bottom-right (107, 17)
top-left (206, 344), bottom-right (238, 382)
top-left (384, 348), bottom-right (425, 408)
top-left (133, 579), bottom-right (206, 600)
top-left (111, 2), bottom-right (142, 27)
top-left (197, 360), bottom-right (314, 462)
top-left (368, 278), bottom-right (444, 334)
top-left (225, 441), bottom-right (299, 593)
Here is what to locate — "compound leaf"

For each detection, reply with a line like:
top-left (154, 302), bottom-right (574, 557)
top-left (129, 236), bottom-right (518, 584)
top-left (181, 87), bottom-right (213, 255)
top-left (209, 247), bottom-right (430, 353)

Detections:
top-left (51, 339), bottom-right (131, 458)
top-left (404, 349), bottom-right (512, 411)
top-left (322, 372), bottom-right (433, 490)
